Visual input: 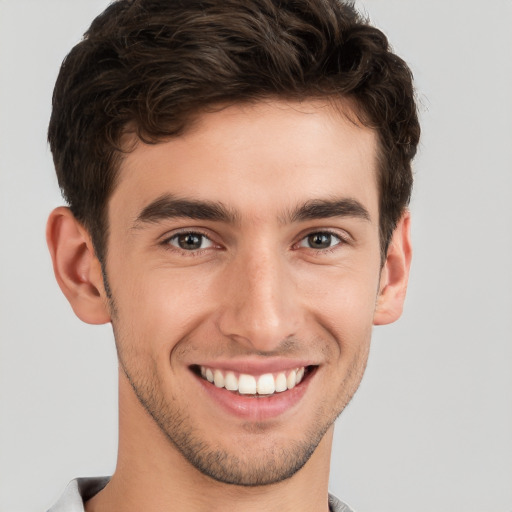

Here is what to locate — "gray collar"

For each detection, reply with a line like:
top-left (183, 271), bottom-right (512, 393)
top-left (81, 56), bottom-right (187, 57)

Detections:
top-left (48, 477), bottom-right (355, 512)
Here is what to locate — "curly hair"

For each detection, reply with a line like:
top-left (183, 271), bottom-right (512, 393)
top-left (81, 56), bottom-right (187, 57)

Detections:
top-left (48, 0), bottom-right (420, 263)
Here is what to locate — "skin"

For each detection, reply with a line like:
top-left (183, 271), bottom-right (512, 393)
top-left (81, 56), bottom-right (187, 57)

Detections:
top-left (47, 99), bottom-right (411, 512)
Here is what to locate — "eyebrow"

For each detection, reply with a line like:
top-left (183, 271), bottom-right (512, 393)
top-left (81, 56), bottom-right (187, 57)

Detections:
top-left (287, 198), bottom-right (371, 223)
top-left (133, 194), bottom-right (371, 229)
top-left (133, 194), bottom-right (239, 227)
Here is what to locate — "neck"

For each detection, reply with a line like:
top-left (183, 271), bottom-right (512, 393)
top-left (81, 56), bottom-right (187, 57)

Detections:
top-left (86, 371), bottom-right (333, 512)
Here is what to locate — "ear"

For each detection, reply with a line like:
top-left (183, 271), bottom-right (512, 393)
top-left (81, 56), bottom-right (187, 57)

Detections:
top-left (373, 211), bottom-right (412, 326)
top-left (46, 207), bottom-right (111, 324)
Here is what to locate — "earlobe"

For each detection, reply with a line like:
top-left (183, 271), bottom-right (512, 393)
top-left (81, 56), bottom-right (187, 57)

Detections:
top-left (373, 212), bottom-right (412, 326)
top-left (46, 207), bottom-right (111, 325)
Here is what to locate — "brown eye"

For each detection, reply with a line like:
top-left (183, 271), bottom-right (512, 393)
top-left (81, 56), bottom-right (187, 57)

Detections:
top-left (299, 232), bottom-right (341, 250)
top-left (168, 233), bottom-right (213, 251)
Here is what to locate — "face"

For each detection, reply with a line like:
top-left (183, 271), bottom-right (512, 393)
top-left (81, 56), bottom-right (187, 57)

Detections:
top-left (105, 99), bottom-right (384, 486)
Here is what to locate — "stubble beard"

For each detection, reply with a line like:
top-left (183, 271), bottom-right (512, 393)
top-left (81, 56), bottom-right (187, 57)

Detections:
top-left (106, 267), bottom-right (371, 488)
top-left (118, 358), bottom-right (327, 486)
top-left (114, 331), bottom-right (369, 488)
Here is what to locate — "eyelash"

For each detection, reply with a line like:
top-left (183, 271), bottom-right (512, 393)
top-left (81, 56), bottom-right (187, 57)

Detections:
top-left (295, 229), bottom-right (349, 254)
top-left (161, 228), bottom-right (350, 256)
top-left (161, 230), bottom-right (218, 256)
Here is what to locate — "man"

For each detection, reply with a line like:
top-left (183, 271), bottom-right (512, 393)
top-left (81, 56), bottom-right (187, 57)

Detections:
top-left (46, 0), bottom-right (419, 510)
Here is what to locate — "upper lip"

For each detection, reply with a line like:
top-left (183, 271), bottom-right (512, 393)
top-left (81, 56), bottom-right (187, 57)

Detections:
top-left (190, 357), bottom-right (317, 375)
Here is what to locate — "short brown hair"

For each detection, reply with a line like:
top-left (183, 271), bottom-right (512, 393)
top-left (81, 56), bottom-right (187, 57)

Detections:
top-left (48, 0), bottom-right (420, 263)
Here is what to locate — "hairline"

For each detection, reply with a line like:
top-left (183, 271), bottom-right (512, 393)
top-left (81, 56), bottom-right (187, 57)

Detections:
top-left (92, 94), bottom-right (394, 270)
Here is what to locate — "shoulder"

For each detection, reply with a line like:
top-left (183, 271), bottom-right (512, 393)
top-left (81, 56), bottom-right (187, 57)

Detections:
top-left (47, 477), bottom-right (110, 512)
top-left (328, 493), bottom-right (357, 512)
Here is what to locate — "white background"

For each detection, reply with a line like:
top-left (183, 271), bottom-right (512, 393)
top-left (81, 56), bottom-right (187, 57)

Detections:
top-left (0, 1), bottom-right (511, 511)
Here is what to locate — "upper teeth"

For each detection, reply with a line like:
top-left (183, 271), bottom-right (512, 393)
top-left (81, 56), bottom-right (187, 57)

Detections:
top-left (200, 366), bottom-right (306, 395)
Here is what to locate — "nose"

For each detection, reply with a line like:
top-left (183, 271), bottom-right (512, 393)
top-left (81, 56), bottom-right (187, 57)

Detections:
top-left (216, 247), bottom-right (302, 352)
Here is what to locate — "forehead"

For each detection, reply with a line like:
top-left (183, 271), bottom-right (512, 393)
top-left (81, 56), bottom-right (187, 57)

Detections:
top-left (110, 99), bottom-right (379, 224)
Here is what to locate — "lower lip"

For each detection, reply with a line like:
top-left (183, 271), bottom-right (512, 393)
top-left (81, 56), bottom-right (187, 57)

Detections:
top-left (195, 371), bottom-right (312, 421)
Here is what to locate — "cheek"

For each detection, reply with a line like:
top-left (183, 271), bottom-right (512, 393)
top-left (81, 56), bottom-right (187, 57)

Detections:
top-left (301, 264), bottom-right (380, 324)
top-left (111, 267), bottom-right (217, 354)
top-left (298, 267), bottom-right (379, 374)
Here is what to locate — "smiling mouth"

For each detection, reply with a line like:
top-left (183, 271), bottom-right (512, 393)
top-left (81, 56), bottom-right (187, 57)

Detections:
top-left (192, 365), bottom-right (315, 396)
